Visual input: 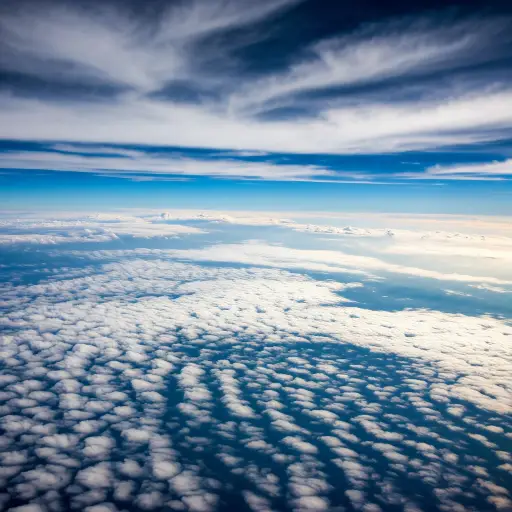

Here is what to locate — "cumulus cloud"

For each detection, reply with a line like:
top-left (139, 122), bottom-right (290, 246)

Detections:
top-left (0, 211), bottom-right (511, 511)
top-left (281, 436), bottom-right (318, 455)
top-left (0, 212), bottom-right (204, 245)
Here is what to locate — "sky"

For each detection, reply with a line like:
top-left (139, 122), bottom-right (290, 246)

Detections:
top-left (1, 3), bottom-right (512, 510)
top-left (1, 0), bottom-right (512, 213)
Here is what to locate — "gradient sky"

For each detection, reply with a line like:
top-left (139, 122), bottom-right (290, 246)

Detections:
top-left (1, 0), bottom-right (512, 213)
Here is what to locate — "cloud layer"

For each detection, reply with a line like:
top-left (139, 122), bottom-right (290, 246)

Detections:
top-left (1, 0), bottom-right (512, 179)
top-left (1, 251), bottom-right (511, 511)
top-left (0, 212), bottom-right (205, 245)
top-left (1, 209), bottom-right (511, 510)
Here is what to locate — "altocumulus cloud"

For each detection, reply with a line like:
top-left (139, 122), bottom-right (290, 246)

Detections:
top-left (0, 213), bottom-right (511, 511)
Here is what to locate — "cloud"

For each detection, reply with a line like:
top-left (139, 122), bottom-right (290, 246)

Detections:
top-left (0, 212), bottom-right (205, 245)
top-left (161, 241), bottom-right (512, 285)
top-left (3, 253), bottom-right (510, 414)
top-left (76, 463), bottom-right (114, 489)
top-left (415, 159), bottom-right (512, 180)
top-left (470, 284), bottom-right (512, 294)
top-left (147, 209), bottom-right (512, 236)
top-left (152, 461), bottom-right (181, 480)
top-left (0, 0), bottom-right (300, 93)
top-left (0, 210), bottom-right (511, 510)
top-left (292, 495), bottom-right (330, 511)
top-left (0, 145), bottom-right (340, 182)
top-left (23, 208), bottom-right (508, 282)
top-left (228, 17), bottom-right (508, 116)
top-left (9, 506), bottom-right (46, 512)
top-left (0, 3), bottom-right (512, 158)
top-left (3, 86), bottom-right (512, 157)
top-left (281, 436), bottom-right (318, 454)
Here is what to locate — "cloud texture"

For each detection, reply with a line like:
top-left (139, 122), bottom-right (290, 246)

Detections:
top-left (0, 210), bottom-right (511, 511)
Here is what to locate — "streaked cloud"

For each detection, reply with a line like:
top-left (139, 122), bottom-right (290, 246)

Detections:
top-left (0, 1), bottom-right (511, 164)
top-left (228, 17), bottom-right (510, 116)
top-left (0, 144), bottom-right (342, 181)
top-left (421, 159), bottom-right (512, 179)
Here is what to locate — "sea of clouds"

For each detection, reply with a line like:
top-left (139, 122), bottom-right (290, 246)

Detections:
top-left (0, 211), bottom-right (511, 512)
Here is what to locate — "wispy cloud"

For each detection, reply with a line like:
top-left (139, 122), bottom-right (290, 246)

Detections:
top-left (228, 17), bottom-right (510, 116)
top-left (391, 158), bottom-right (512, 180)
top-left (0, 144), bottom-right (343, 181)
top-left (2, 143), bottom-right (512, 183)
top-left (2, 88), bottom-right (512, 156)
top-left (0, 0), bottom-right (300, 93)
top-left (423, 159), bottom-right (512, 178)
top-left (0, 2), bottom-right (511, 158)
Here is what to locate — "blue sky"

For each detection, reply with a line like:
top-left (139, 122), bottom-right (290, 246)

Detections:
top-left (1, 0), bottom-right (512, 213)
top-left (2, 166), bottom-right (512, 215)
top-left (1, 142), bottom-right (512, 214)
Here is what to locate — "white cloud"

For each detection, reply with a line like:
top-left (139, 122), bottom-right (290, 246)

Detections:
top-left (292, 495), bottom-right (330, 511)
top-left (76, 463), bottom-right (113, 489)
top-left (58, 209), bottom-right (510, 284)
top-left (2, 88), bottom-right (512, 156)
top-left (9, 506), bottom-right (46, 512)
top-left (162, 242), bottom-right (512, 285)
top-left (0, 222), bottom-right (511, 510)
top-left (118, 460), bottom-right (144, 478)
top-left (421, 159), bottom-right (512, 179)
top-left (0, 146), bottom-right (339, 182)
top-left (0, 213), bottom-right (204, 245)
top-left (121, 429), bottom-right (152, 443)
top-left (0, 0), bottom-right (299, 93)
top-left (229, 18), bottom-right (505, 116)
top-left (152, 461), bottom-right (181, 480)
top-left (282, 436), bottom-right (318, 454)
top-left (470, 284), bottom-right (511, 294)
top-left (83, 436), bottom-right (115, 458)
top-left (84, 504), bottom-right (119, 512)
top-left (0, 5), bottom-right (512, 156)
